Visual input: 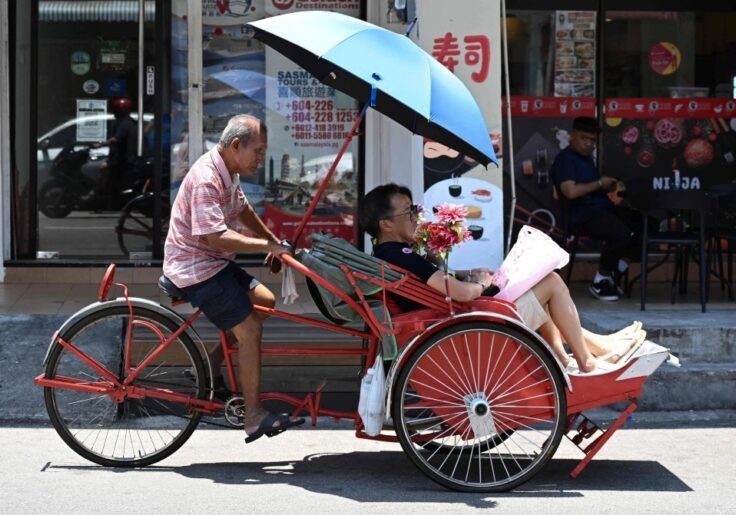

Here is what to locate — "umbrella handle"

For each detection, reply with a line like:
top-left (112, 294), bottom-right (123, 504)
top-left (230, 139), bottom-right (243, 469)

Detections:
top-left (291, 103), bottom-right (369, 247)
top-left (404, 17), bottom-right (418, 38)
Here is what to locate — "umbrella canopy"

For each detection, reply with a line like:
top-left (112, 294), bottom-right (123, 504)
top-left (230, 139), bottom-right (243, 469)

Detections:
top-left (246, 11), bottom-right (497, 166)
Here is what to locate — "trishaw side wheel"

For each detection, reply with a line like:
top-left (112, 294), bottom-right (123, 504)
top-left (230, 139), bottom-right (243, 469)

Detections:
top-left (44, 305), bottom-right (206, 467)
top-left (392, 321), bottom-right (566, 492)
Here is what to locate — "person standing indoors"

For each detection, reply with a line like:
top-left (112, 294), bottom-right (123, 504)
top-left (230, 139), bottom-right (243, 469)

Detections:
top-left (551, 116), bottom-right (644, 301)
top-left (163, 114), bottom-right (304, 443)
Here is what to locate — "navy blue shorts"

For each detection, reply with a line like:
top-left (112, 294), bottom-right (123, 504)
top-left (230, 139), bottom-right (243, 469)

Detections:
top-left (182, 262), bottom-right (260, 331)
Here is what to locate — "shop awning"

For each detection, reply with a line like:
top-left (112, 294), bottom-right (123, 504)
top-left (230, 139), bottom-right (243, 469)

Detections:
top-left (39, 1), bottom-right (155, 23)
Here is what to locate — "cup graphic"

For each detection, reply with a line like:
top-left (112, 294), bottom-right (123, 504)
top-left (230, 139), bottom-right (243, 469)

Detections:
top-left (449, 184), bottom-right (462, 197)
top-left (522, 159), bottom-right (534, 177)
top-left (520, 100), bottom-right (529, 113)
top-left (469, 224), bottom-right (484, 240)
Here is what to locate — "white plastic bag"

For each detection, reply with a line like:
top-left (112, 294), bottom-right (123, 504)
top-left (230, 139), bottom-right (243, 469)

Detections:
top-left (495, 225), bottom-right (569, 302)
top-left (358, 356), bottom-right (386, 436)
top-left (281, 266), bottom-right (299, 305)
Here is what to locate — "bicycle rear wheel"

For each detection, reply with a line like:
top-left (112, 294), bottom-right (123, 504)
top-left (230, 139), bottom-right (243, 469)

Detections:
top-left (393, 322), bottom-right (566, 492)
top-left (44, 305), bottom-right (206, 467)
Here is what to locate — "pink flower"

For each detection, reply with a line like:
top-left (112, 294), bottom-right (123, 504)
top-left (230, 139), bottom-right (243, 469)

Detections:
top-left (434, 203), bottom-right (468, 224)
top-left (414, 203), bottom-right (472, 262)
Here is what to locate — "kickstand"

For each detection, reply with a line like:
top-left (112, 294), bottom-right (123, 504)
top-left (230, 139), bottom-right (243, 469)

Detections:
top-left (566, 401), bottom-right (638, 478)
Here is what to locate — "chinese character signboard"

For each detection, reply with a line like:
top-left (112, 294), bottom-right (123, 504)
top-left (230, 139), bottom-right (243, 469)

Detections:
top-left (417, 0), bottom-right (504, 270)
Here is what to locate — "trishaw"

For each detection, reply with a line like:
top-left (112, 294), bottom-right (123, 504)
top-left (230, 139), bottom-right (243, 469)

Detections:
top-left (34, 12), bottom-right (675, 492)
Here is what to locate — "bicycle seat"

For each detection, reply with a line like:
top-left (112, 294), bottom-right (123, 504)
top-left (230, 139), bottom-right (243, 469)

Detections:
top-left (158, 275), bottom-right (188, 303)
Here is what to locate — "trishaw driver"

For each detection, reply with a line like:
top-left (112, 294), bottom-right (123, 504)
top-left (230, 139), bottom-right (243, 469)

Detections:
top-left (163, 114), bottom-right (304, 443)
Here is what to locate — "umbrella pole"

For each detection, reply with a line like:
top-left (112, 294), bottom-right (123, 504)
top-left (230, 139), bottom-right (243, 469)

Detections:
top-left (291, 103), bottom-right (369, 246)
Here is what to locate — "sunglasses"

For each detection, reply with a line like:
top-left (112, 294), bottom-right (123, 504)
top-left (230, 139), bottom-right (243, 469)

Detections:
top-left (381, 204), bottom-right (421, 221)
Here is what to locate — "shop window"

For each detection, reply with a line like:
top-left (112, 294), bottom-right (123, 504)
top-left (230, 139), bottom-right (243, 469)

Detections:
top-left (601, 10), bottom-right (736, 193)
top-left (170, 2), bottom-right (363, 248)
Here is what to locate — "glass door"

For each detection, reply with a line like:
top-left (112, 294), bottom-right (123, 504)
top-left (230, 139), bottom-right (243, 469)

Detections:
top-left (33, 0), bottom-right (166, 260)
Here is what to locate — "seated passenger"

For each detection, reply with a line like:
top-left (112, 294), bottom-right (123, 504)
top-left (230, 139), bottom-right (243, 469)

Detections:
top-left (359, 183), bottom-right (645, 373)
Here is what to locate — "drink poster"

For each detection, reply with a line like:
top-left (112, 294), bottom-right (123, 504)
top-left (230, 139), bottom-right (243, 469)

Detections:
top-left (417, 0), bottom-right (504, 270)
top-left (554, 11), bottom-right (596, 98)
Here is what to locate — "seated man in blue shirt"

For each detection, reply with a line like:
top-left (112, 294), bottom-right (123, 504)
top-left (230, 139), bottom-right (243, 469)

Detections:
top-left (359, 183), bottom-right (644, 373)
top-left (551, 116), bottom-right (642, 301)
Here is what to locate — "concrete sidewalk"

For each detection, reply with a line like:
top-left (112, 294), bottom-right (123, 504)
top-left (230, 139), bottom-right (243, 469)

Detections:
top-left (1, 272), bottom-right (735, 422)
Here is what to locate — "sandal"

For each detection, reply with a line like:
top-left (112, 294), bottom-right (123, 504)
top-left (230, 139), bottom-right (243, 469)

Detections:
top-left (599, 330), bottom-right (646, 364)
top-left (608, 321), bottom-right (643, 340)
top-left (244, 412), bottom-right (305, 444)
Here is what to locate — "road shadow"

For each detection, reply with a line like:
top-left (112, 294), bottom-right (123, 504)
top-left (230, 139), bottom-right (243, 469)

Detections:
top-left (49, 451), bottom-right (689, 504)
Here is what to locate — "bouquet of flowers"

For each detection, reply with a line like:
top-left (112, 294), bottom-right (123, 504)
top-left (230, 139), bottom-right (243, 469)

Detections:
top-left (414, 203), bottom-right (472, 313)
top-left (414, 203), bottom-right (472, 263)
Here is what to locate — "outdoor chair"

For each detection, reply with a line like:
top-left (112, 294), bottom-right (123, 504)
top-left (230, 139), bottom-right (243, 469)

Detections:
top-left (628, 190), bottom-right (718, 313)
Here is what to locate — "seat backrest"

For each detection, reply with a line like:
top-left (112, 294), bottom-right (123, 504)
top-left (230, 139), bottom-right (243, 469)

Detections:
top-left (296, 233), bottom-right (404, 324)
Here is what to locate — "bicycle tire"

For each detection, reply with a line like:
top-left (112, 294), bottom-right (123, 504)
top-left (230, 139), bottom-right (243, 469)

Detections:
top-left (44, 305), bottom-right (206, 467)
top-left (392, 321), bottom-right (566, 492)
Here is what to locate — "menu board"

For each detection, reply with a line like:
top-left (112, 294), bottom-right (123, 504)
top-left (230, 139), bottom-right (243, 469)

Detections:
top-left (554, 11), bottom-right (596, 97)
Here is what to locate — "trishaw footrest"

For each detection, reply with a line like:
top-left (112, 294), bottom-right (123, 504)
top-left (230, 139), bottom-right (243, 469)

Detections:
top-left (565, 413), bottom-right (603, 450)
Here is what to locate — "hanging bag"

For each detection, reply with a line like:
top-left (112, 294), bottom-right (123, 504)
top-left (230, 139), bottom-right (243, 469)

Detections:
top-left (358, 355), bottom-right (386, 436)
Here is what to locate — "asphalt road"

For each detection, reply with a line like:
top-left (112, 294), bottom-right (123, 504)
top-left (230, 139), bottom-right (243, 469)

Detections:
top-left (3, 425), bottom-right (734, 514)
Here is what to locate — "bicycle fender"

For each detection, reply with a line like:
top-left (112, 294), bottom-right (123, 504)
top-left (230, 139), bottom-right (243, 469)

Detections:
top-left (384, 312), bottom-right (572, 417)
top-left (41, 298), bottom-right (214, 385)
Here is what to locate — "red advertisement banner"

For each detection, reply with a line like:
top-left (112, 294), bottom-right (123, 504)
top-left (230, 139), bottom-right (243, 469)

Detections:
top-left (506, 96), bottom-right (736, 119)
top-left (506, 96), bottom-right (596, 117)
top-left (605, 98), bottom-right (736, 119)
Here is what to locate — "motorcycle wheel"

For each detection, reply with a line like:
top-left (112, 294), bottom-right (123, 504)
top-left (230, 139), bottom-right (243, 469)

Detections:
top-left (39, 179), bottom-right (75, 218)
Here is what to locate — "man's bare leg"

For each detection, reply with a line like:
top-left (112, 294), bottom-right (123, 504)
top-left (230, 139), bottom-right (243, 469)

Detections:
top-left (229, 284), bottom-right (300, 435)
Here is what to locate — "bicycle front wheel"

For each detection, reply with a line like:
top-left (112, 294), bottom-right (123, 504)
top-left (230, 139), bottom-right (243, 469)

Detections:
top-left (44, 305), bottom-right (206, 467)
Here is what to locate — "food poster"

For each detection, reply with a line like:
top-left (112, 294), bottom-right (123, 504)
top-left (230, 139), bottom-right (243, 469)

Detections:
top-left (603, 98), bottom-right (736, 194)
top-left (554, 11), bottom-right (596, 98)
top-left (263, 47), bottom-right (360, 245)
top-left (417, 0), bottom-right (504, 270)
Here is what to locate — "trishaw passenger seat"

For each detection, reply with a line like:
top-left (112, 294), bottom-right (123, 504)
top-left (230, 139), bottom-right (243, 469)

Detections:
top-left (297, 233), bottom-right (404, 359)
top-left (158, 275), bottom-right (188, 303)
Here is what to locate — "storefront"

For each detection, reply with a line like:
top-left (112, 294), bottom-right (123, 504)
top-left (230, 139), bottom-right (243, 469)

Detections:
top-left (1, 0), bottom-right (735, 275)
top-left (504, 1), bottom-right (736, 245)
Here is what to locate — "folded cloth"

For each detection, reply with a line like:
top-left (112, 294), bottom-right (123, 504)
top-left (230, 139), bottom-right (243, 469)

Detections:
top-left (281, 266), bottom-right (299, 305)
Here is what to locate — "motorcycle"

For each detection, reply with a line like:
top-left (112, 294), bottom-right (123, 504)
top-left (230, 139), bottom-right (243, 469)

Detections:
top-left (38, 143), bottom-right (153, 219)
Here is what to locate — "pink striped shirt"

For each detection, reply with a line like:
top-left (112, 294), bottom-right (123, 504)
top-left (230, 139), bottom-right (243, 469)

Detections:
top-left (163, 147), bottom-right (248, 287)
